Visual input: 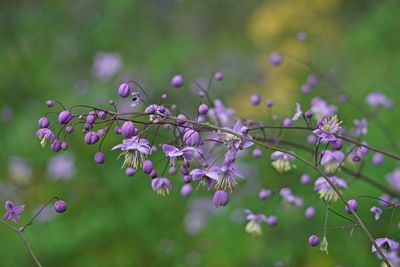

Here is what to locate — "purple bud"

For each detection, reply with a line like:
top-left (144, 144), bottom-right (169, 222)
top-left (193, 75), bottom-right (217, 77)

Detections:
top-left (46, 99), bottom-right (55, 108)
top-left (214, 71), bottom-right (224, 81)
top-left (352, 155), bottom-right (361, 163)
top-left (266, 99), bottom-right (273, 108)
top-left (197, 115), bottom-right (206, 123)
top-left (94, 152), bottom-right (105, 164)
top-left (66, 126), bottom-right (74, 133)
top-left (98, 111), bottom-right (107, 120)
top-left (308, 235), bottom-right (319, 247)
top-left (300, 84), bottom-right (311, 95)
top-left (307, 134), bottom-right (317, 144)
top-left (171, 74), bottom-right (184, 88)
top-left (84, 132), bottom-right (99, 145)
top-left (125, 167), bottom-right (136, 177)
top-left (267, 215), bottom-right (278, 226)
top-left (183, 130), bottom-right (201, 146)
top-left (51, 139), bottom-right (62, 152)
top-left (143, 160), bottom-right (153, 174)
top-left (252, 148), bottom-right (262, 158)
top-left (282, 117), bottom-right (292, 126)
top-left (305, 111), bottom-right (313, 119)
top-left (150, 170), bottom-right (158, 178)
top-left (86, 113), bottom-right (97, 124)
top-left (180, 164), bottom-right (189, 175)
top-left (372, 153), bottom-right (384, 166)
top-left (305, 206), bottom-right (315, 219)
top-left (121, 121), bottom-right (135, 138)
top-left (198, 103), bottom-right (209, 115)
top-left (345, 199), bottom-right (358, 214)
top-left (58, 110), bottom-right (73, 125)
top-left (270, 52), bottom-right (283, 66)
top-left (83, 123), bottom-right (93, 132)
top-left (332, 139), bottom-right (343, 150)
top-left (183, 175), bottom-right (192, 183)
top-left (145, 105), bottom-right (156, 114)
top-left (300, 174), bottom-right (311, 185)
top-left (61, 142), bottom-right (68, 150)
top-left (307, 75), bottom-right (318, 87)
top-left (259, 188), bottom-right (272, 200)
top-left (168, 167), bottom-right (177, 175)
top-left (114, 125), bottom-right (122, 134)
top-left (250, 93), bottom-right (261, 106)
top-left (118, 82), bottom-right (131, 98)
top-left (180, 184), bottom-right (192, 197)
top-left (54, 200), bottom-right (67, 213)
top-left (240, 126), bottom-right (249, 134)
top-left (213, 190), bottom-right (229, 207)
top-left (38, 117), bottom-right (50, 128)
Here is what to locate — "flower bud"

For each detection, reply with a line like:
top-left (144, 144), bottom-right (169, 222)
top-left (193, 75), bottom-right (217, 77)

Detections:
top-left (305, 206), bottom-right (315, 219)
top-left (143, 160), bottom-right (153, 174)
top-left (121, 121), bottom-right (135, 138)
top-left (114, 125), bottom-right (122, 134)
top-left (266, 99), bottom-right (273, 108)
top-left (250, 93), bottom-right (261, 106)
top-left (150, 169), bottom-right (158, 178)
top-left (267, 215), bottom-right (278, 226)
top-left (58, 110), bottom-right (72, 125)
top-left (259, 188), bottom-right (272, 200)
top-left (38, 117), bottom-right (50, 128)
top-left (84, 132), bottom-right (99, 145)
top-left (61, 142), bottom-right (68, 150)
top-left (270, 52), bottom-right (283, 66)
top-left (214, 71), bottom-right (223, 81)
top-left (305, 111), bottom-right (313, 119)
top-left (66, 125), bottom-right (74, 133)
top-left (51, 139), bottom-right (62, 152)
top-left (125, 167), bottom-right (136, 177)
top-left (252, 148), bottom-right (262, 158)
top-left (168, 166), bottom-right (176, 175)
top-left (94, 152), bottom-right (105, 164)
top-left (345, 199), bottom-right (358, 214)
top-left (198, 103), bottom-right (209, 115)
top-left (118, 82), bottom-right (131, 98)
top-left (46, 99), bottom-right (55, 108)
top-left (86, 113), bottom-right (97, 124)
top-left (98, 111), bottom-right (107, 119)
top-left (183, 175), bottom-right (192, 183)
top-left (180, 184), bottom-right (192, 197)
top-left (54, 200), bottom-right (67, 213)
top-left (183, 129), bottom-right (201, 146)
top-left (300, 174), bottom-right (311, 185)
top-left (213, 190), bottom-right (229, 207)
top-left (308, 235), bottom-right (319, 247)
top-left (332, 139), bottom-right (343, 150)
top-left (171, 74), bottom-right (184, 88)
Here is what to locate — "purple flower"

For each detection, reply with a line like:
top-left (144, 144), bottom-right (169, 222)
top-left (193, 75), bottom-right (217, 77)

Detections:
top-left (215, 162), bottom-right (244, 193)
top-left (352, 118), bottom-right (368, 136)
top-left (372, 238), bottom-right (399, 253)
top-left (313, 115), bottom-right (342, 143)
top-left (151, 177), bottom-right (172, 196)
top-left (171, 74), bottom-right (184, 88)
top-left (270, 151), bottom-right (295, 173)
top-left (309, 235), bottom-right (320, 247)
top-left (270, 52), bottom-right (283, 66)
top-left (3, 200), bottom-right (25, 223)
top-left (94, 152), bottom-right (105, 164)
top-left (183, 129), bottom-right (201, 147)
top-left (372, 153), bottom-right (384, 166)
top-left (47, 154), bottom-right (75, 180)
top-left (291, 103), bottom-right (303, 121)
top-left (54, 200), bottom-right (67, 213)
top-left (218, 120), bottom-right (253, 150)
top-left (244, 209), bottom-right (268, 235)
top-left (365, 92), bottom-right (393, 109)
top-left (58, 110), bottom-right (73, 125)
top-left (118, 82), bottom-right (131, 98)
top-left (310, 97), bottom-right (337, 118)
top-left (180, 184), bottom-right (192, 197)
top-left (208, 99), bottom-right (234, 126)
top-left (280, 187), bottom-right (303, 206)
top-left (250, 93), bottom-right (261, 106)
top-left (36, 128), bottom-right (55, 148)
top-left (370, 206), bottom-right (383, 220)
top-left (213, 190), bottom-right (229, 207)
top-left (121, 121), bottom-right (136, 138)
top-left (84, 131), bottom-right (99, 145)
top-left (259, 188), bottom-right (272, 200)
top-left (38, 117), bottom-right (50, 128)
top-left (320, 150), bottom-right (345, 173)
top-left (162, 144), bottom-right (200, 166)
top-left (345, 199), bottom-right (359, 214)
top-left (305, 206), bottom-right (315, 219)
top-left (198, 103), bottom-right (209, 115)
top-left (112, 137), bottom-right (151, 168)
top-left (314, 176), bottom-right (348, 202)
top-left (190, 167), bottom-right (220, 190)
top-left (386, 168), bottom-right (400, 192)
top-left (92, 52), bottom-right (122, 80)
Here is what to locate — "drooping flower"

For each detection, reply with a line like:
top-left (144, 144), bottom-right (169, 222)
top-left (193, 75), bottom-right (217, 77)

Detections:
top-left (313, 115), bottom-right (342, 143)
top-left (270, 151), bottom-right (295, 173)
top-left (244, 209), bottom-right (268, 236)
top-left (190, 167), bottom-right (220, 190)
top-left (280, 187), bottom-right (303, 206)
top-left (372, 238), bottom-right (399, 253)
top-left (112, 137), bottom-right (151, 168)
top-left (365, 92), bottom-right (393, 109)
top-left (215, 162), bottom-right (244, 193)
top-left (320, 150), bottom-right (345, 173)
top-left (36, 128), bottom-right (55, 148)
top-left (208, 99), bottom-right (234, 126)
top-left (314, 176), bottom-right (348, 202)
top-left (386, 168), bottom-right (400, 192)
top-left (370, 206), bottom-right (383, 220)
top-left (162, 144), bottom-right (201, 166)
top-left (3, 200), bottom-right (25, 223)
top-left (218, 120), bottom-right (253, 150)
top-left (213, 190), bottom-right (229, 207)
top-left (310, 97), bottom-right (337, 118)
top-left (151, 177), bottom-right (172, 196)
top-left (352, 118), bottom-right (368, 136)
top-left (291, 103), bottom-right (303, 121)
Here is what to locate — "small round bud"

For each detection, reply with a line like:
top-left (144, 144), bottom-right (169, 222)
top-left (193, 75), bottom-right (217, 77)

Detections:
top-left (61, 142), bottom-right (68, 150)
top-left (305, 206), bottom-right (315, 219)
top-left (266, 99), bottom-right (273, 108)
top-left (121, 121), bottom-right (135, 138)
top-left (83, 123), bottom-right (93, 132)
top-left (308, 235), bottom-right (319, 247)
top-left (345, 199), bottom-right (358, 214)
top-left (240, 126), bottom-right (249, 134)
top-left (38, 117), bottom-right (50, 128)
top-left (125, 167), bottom-right (136, 177)
top-left (214, 71), bottom-right (224, 81)
top-left (114, 125), bottom-right (122, 134)
top-left (183, 175), bottom-right (192, 183)
top-left (94, 152), bottom-right (105, 164)
top-left (168, 166), bottom-right (177, 175)
top-left (300, 84), bottom-right (311, 95)
top-left (180, 184), bottom-right (192, 197)
top-left (183, 129), bottom-right (200, 146)
top-left (252, 148), bottom-right (262, 158)
top-left (372, 153), bottom-right (384, 166)
top-left (58, 110), bottom-right (73, 125)
top-left (98, 111), bottom-right (107, 119)
top-left (84, 132), bottom-right (99, 145)
top-left (305, 111), bottom-right (313, 119)
top-left (66, 126), bottom-right (74, 133)
top-left (86, 113), bottom-right (97, 124)
top-left (54, 200), bottom-right (67, 213)
top-left (150, 170), bottom-right (158, 178)
top-left (270, 52), bottom-right (283, 66)
top-left (307, 75), bottom-right (318, 87)
top-left (51, 139), bottom-right (62, 152)
top-left (145, 105), bottom-right (156, 114)
top-left (259, 188), bottom-right (272, 200)
top-left (267, 215), bottom-right (278, 226)
top-left (171, 74), bottom-right (184, 88)
top-left (282, 117), bottom-right (292, 126)
top-left (46, 99), bottom-right (55, 108)
top-left (250, 93), bottom-right (261, 106)
top-left (118, 82), bottom-right (131, 98)
top-left (198, 103), bottom-right (209, 115)
top-left (300, 174), bottom-right (311, 185)
top-left (143, 160), bottom-right (153, 174)
top-left (180, 165), bottom-right (189, 175)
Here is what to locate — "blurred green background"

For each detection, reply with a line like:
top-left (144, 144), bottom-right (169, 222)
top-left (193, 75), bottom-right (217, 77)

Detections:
top-left (1, 0), bottom-right (400, 266)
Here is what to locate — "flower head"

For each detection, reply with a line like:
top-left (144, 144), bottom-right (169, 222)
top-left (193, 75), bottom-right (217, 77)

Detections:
top-left (310, 97), bottom-right (337, 118)
top-left (112, 137), bottom-right (151, 168)
top-left (313, 115), bottom-right (342, 143)
top-left (386, 168), bottom-right (400, 192)
top-left (370, 206), bottom-right (383, 220)
top-left (218, 120), bottom-right (253, 150)
top-left (314, 176), bottom-right (348, 202)
top-left (215, 162), bottom-right (244, 193)
top-left (190, 167), bottom-right (220, 190)
top-left (365, 92), bottom-right (393, 109)
top-left (162, 144), bottom-right (200, 166)
top-left (244, 209), bottom-right (268, 236)
top-left (320, 150), bottom-right (345, 173)
top-left (151, 177), bottom-right (172, 196)
top-left (3, 200), bottom-right (25, 223)
top-left (36, 128), bottom-right (55, 148)
top-left (291, 103), bottom-right (303, 121)
top-left (270, 151), bottom-right (295, 173)
top-left (373, 238), bottom-right (399, 253)
top-left (208, 99), bottom-right (234, 126)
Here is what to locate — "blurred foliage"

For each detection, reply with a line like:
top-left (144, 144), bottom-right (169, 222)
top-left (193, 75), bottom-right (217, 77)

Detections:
top-left (0, 0), bottom-right (400, 266)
